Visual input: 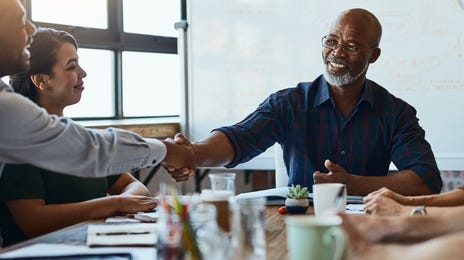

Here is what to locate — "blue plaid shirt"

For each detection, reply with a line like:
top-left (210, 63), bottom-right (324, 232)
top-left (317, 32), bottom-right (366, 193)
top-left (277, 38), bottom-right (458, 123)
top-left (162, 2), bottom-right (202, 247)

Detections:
top-left (216, 75), bottom-right (442, 193)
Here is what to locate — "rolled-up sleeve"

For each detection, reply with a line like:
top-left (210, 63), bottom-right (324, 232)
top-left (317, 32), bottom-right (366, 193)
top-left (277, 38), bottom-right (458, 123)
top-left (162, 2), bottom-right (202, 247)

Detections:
top-left (390, 99), bottom-right (442, 193)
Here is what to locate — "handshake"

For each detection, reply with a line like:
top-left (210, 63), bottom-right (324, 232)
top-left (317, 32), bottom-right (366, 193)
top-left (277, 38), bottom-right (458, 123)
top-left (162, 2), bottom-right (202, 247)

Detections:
top-left (161, 133), bottom-right (197, 182)
top-left (161, 131), bottom-right (234, 182)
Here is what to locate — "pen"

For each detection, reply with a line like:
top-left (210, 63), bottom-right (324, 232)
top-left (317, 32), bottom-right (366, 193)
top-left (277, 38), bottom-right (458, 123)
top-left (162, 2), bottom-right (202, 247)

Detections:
top-left (96, 231), bottom-right (151, 236)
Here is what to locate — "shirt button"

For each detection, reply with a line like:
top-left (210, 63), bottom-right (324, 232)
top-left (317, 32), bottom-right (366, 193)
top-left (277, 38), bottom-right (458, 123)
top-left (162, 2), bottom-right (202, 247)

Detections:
top-left (340, 150), bottom-right (346, 156)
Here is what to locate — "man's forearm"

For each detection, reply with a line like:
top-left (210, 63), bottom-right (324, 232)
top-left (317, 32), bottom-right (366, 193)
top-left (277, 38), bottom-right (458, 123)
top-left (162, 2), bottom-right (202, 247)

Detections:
top-left (193, 131), bottom-right (235, 167)
top-left (346, 170), bottom-right (432, 196)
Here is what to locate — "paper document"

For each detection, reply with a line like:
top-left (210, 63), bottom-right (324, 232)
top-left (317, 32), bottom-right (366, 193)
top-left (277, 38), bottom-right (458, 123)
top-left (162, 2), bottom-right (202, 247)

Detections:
top-left (234, 187), bottom-right (364, 205)
top-left (346, 204), bottom-right (365, 214)
top-left (87, 223), bottom-right (158, 247)
top-left (234, 187), bottom-right (291, 205)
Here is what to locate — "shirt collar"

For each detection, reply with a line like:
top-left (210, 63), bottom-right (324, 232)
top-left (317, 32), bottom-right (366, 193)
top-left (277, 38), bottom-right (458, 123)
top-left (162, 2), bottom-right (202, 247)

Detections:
top-left (0, 78), bottom-right (13, 93)
top-left (315, 76), bottom-right (373, 108)
top-left (314, 76), bottom-right (330, 107)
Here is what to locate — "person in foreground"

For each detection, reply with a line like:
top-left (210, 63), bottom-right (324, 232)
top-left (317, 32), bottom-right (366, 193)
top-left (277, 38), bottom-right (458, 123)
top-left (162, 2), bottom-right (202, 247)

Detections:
top-left (0, 0), bottom-right (193, 177)
top-left (363, 186), bottom-right (464, 216)
top-left (0, 28), bottom-right (158, 247)
top-left (338, 211), bottom-right (464, 259)
top-left (165, 8), bottom-right (441, 196)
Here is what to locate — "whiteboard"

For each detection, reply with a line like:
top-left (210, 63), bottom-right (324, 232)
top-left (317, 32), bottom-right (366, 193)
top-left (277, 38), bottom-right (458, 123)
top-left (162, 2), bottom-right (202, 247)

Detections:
top-left (185, 0), bottom-right (464, 170)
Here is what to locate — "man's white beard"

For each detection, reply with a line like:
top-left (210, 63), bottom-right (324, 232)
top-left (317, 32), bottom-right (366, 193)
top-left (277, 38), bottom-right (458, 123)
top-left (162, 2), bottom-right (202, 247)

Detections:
top-left (323, 62), bottom-right (369, 87)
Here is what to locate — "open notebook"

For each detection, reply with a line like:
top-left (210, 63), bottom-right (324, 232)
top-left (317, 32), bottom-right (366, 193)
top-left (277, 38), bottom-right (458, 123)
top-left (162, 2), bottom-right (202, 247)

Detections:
top-left (234, 187), bottom-right (364, 205)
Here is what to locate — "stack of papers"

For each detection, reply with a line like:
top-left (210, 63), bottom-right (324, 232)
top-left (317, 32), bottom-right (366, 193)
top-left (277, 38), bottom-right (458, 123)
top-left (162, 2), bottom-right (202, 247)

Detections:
top-left (87, 223), bottom-right (158, 247)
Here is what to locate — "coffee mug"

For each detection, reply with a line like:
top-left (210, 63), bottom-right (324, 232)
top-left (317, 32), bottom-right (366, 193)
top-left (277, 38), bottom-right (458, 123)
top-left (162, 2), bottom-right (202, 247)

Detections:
top-left (285, 216), bottom-right (346, 260)
top-left (313, 183), bottom-right (346, 216)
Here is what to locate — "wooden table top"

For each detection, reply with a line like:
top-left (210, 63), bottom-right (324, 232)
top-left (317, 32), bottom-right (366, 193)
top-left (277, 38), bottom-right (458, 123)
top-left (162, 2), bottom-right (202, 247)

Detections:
top-left (0, 205), bottom-right (315, 259)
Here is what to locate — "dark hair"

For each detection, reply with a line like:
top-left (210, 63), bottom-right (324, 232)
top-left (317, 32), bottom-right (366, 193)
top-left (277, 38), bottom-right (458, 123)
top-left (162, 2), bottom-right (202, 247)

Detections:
top-left (9, 28), bottom-right (78, 104)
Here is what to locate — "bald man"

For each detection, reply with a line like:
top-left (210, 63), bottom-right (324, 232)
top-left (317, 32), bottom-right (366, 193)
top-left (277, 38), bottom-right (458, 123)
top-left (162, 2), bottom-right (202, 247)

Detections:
top-left (166, 8), bottom-right (441, 196)
top-left (0, 0), bottom-right (193, 177)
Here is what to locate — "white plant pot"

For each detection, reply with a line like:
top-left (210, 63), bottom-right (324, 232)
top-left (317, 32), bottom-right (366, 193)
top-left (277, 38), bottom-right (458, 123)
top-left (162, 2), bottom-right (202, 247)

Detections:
top-left (285, 198), bottom-right (309, 207)
top-left (285, 198), bottom-right (309, 214)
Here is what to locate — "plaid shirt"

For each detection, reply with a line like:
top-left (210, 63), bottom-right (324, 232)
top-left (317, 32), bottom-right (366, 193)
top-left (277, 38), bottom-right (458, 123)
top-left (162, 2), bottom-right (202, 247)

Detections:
top-left (216, 75), bottom-right (442, 193)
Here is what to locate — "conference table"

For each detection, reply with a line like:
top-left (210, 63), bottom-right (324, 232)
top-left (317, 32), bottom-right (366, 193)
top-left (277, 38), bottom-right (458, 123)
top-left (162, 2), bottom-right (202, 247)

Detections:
top-left (0, 205), bottom-right (313, 259)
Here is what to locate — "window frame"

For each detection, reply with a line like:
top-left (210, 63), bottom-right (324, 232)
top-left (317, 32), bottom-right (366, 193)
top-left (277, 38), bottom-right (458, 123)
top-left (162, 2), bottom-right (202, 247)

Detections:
top-left (23, 0), bottom-right (181, 121)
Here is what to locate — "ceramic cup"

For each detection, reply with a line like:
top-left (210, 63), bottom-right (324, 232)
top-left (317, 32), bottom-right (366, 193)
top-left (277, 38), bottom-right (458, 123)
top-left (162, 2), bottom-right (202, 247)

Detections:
top-left (285, 215), bottom-right (346, 260)
top-left (313, 183), bottom-right (346, 216)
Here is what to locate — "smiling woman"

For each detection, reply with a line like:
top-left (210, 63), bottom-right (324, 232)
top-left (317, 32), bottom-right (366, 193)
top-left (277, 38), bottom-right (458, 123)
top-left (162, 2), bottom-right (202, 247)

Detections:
top-left (10, 28), bottom-right (85, 116)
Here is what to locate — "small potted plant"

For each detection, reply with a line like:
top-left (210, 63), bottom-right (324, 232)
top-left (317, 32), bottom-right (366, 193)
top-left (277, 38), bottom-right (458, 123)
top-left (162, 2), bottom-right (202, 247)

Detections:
top-left (285, 184), bottom-right (309, 214)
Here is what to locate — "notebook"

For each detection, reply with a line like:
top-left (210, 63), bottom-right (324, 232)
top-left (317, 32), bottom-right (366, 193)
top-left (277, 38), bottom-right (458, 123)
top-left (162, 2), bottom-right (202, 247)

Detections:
top-left (86, 223), bottom-right (158, 247)
top-left (234, 187), bottom-right (364, 205)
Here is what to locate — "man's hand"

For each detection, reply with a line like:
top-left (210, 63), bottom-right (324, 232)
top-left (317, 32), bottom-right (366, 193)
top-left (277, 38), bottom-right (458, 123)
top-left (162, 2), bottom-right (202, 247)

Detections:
top-left (313, 159), bottom-right (350, 184)
top-left (162, 133), bottom-right (197, 182)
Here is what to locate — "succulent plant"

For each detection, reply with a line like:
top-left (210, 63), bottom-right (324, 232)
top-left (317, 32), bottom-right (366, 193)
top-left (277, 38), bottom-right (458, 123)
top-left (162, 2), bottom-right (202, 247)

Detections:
top-left (286, 184), bottom-right (309, 200)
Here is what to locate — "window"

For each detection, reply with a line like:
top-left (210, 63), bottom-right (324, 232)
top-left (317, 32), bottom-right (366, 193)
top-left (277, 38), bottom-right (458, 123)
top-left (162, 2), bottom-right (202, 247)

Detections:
top-left (64, 48), bottom-right (114, 117)
top-left (123, 0), bottom-right (178, 37)
top-left (31, 0), bottom-right (108, 29)
top-left (122, 51), bottom-right (180, 117)
top-left (25, 0), bottom-right (181, 119)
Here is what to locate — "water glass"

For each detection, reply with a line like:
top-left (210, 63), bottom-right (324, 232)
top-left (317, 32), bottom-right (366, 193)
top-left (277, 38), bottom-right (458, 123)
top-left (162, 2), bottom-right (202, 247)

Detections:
top-left (208, 172), bottom-right (236, 193)
top-left (229, 197), bottom-right (266, 260)
top-left (189, 203), bottom-right (229, 259)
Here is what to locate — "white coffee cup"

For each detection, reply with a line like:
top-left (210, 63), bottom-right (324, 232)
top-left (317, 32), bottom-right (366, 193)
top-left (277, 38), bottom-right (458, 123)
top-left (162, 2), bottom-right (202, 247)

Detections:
top-left (313, 183), bottom-right (346, 216)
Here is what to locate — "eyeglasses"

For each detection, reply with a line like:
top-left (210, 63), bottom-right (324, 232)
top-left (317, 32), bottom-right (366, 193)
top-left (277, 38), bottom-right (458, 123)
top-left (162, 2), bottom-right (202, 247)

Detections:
top-left (321, 35), bottom-right (376, 55)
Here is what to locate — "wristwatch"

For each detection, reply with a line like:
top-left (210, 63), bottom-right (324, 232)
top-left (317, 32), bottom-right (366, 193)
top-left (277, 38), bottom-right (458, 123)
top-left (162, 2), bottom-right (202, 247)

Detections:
top-left (410, 206), bottom-right (427, 216)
